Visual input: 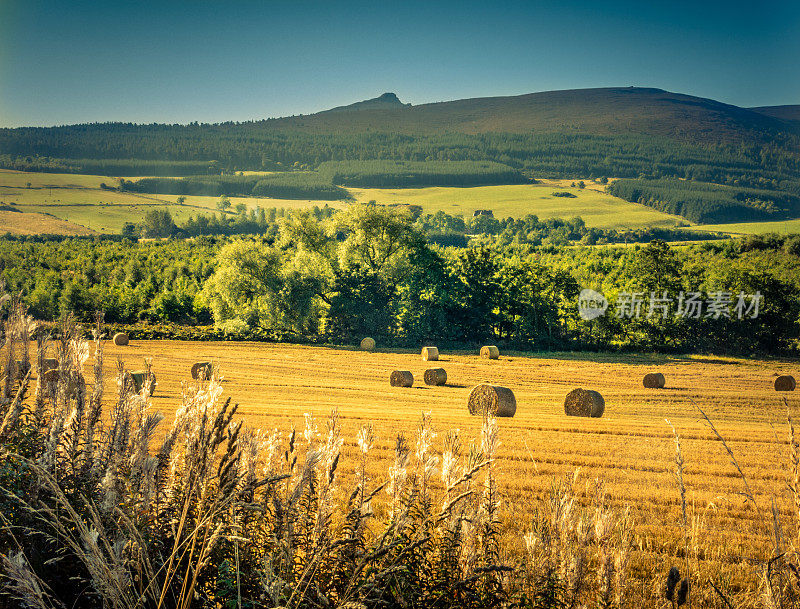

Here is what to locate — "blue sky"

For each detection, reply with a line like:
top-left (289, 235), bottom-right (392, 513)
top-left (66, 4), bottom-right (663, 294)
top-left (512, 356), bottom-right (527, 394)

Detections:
top-left (1, 0), bottom-right (798, 126)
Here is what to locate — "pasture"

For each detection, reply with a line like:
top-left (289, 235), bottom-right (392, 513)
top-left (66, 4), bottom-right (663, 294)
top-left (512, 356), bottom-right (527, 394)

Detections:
top-left (689, 218), bottom-right (800, 235)
top-left (348, 182), bottom-right (688, 229)
top-left (2, 170), bottom-right (687, 234)
top-left (4, 168), bottom-right (798, 237)
top-left (0, 170), bottom-right (345, 233)
top-left (77, 339), bottom-right (799, 588)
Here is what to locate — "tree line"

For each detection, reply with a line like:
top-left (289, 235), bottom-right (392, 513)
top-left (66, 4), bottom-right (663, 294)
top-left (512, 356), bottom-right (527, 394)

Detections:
top-left (1, 205), bottom-right (797, 354)
top-left (608, 177), bottom-right (800, 223)
top-left (122, 173), bottom-right (348, 200)
top-left (130, 204), bottom-right (723, 245)
top-left (316, 160), bottom-right (528, 188)
top-left (0, 154), bottom-right (216, 176)
top-left (1, 127), bottom-right (797, 195)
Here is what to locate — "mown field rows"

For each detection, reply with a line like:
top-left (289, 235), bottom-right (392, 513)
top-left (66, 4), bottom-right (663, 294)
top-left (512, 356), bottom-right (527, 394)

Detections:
top-left (70, 339), bottom-right (800, 585)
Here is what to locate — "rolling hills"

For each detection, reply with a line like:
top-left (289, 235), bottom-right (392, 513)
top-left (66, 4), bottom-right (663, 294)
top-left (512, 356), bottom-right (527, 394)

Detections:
top-left (750, 104), bottom-right (800, 123)
top-left (270, 86), bottom-right (799, 142)
top-left (1, 87), bottom-right (798, 228)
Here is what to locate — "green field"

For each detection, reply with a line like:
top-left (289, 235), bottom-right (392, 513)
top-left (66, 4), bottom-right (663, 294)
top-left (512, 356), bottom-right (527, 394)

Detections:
top-left (4, 169), bottom-right (800, 236)
top-left (0, 170), bottom-right (347, 233)
top-left (155, 193), bottom-right (346, 213)
top-left (688, 218), bottom-right (800, 235)
top-left (349, 181), bottom-right (688, 229)
top-left (0, 168), bottom-right (108, 189)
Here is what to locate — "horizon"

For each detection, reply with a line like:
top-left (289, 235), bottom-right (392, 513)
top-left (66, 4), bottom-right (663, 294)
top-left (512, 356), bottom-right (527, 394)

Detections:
top-left (1, 0), bottom-right (799, 128)
top-left (4, 85), bottom-right (793, 130)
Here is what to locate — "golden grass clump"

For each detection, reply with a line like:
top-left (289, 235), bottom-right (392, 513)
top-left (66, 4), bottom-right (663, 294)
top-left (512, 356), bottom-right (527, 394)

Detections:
top-left (126, 370), bottom-right (156, 396)
top-left (480, 345), bottom-right (500, 359)
top-left (360, 337), bottom-right (376, 351)
top-left (423, 368), bottom-right (447, 386)
top-left (421, 346), bottom-right (439, 361)
top-left (467, 384), bottom-right (516, 417)
top-left (643, 372), bottom-right (666, 389)
top-left (389, 370), bottom-right (414, 387)
top-left (113, 332), bottom-right (129, 346)
top-left (775, 375), bottom-right (796, 391)
top-left (191, 361), bottom-right (212, 380)
top-left (564, 388), bottom-right (605, 417)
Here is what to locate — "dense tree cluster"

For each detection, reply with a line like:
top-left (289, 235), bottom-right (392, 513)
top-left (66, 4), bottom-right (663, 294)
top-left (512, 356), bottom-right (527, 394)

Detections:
top-left (1, 128), bottom-right (797, 194)
top-left (316, 160), bottom-right (527, 188)
top-left (123, 173), bottom-right (348, 200)
top-left (416, 211), bottom-right (723, 246)
top-left (131, 205), bottom-right (723, 244)
top-left (609, 178), bottom-right (800, 223)
top-left (0, 154), bottom-right (216, 176)
top-left (1, 205), bottom-right (797, 354)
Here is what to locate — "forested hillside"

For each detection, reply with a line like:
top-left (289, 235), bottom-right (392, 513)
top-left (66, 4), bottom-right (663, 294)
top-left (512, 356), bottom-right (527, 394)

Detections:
top-left (2, 87), bottom-right (799, 224)
top-left (608, 178), bottom-right (800, 223)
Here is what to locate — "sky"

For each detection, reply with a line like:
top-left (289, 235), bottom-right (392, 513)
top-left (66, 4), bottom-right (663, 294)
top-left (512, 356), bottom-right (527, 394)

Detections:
top-left (1, 0), bottom-right (799, 127)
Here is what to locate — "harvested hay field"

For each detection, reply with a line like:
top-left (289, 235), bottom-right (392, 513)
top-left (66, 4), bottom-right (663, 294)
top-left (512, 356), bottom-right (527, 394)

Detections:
top-left (0, 209), bottom-right (95, 235)
top-left (66, 340), bottom-right (800, 590)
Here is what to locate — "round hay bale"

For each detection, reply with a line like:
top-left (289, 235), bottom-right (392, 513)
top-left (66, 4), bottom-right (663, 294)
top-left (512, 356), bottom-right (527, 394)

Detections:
top-left (360, 337), bottom-right (376, 351)
top-left (480, 345), bottom-right (500, 359)
top-left (775, 375), bottom-right (796, 392)
top-left (467, 384), bottom-right (516, 417)
top-left (564, 388), bottom-right (605, 418)
top-left (127, 370), bottom-right (157, 396)
top-left (191, 362), bottom-right (213, 380)
top-left (390, 370), bottom-right (414, 387)
top-left (421, 346), bottom-right (439, 361)
top-left (423, 368), bottom-right (447, 386)
top-left (643, 372), bottom-right (666, 389)
top-left (113, 332), bottom-right (129, 346)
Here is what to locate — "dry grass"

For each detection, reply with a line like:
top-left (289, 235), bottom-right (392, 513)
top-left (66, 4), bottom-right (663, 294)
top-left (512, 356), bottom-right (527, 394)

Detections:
top-left (50, 340), bottom-right (794, 593)
top-left (3, 319), bottom-right (800, 605)
top-left (0, 210), bottom-right (95, 236)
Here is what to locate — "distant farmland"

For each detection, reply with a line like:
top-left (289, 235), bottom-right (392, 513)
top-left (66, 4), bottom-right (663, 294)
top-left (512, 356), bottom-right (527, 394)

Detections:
top-left (4, 168), bottom-right (800, 236)
top-left (349, 181), bottom-right (687, 229)
top-left (0, 170), bottom-right (346, 233)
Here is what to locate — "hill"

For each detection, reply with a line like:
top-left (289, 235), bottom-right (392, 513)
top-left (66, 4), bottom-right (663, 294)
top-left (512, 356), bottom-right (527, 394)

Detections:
top-left (270, 87), bottom-right (799, 143)
top-left (1, 87), bottom-right (799, 227)
top-left (323, 92), bottom-right (410, 113)
top-left (750, 104), bottom-right (800, 123)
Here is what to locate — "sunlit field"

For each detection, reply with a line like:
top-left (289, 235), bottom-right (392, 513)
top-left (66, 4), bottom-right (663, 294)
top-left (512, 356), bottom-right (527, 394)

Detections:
top-left (689, 219), bottom-right (800, 235)
top-left (348, 182), bottom-right (688, 229)
top-left (74, 338), bottom-right (800, 592)
top-left (0, 169), bottom-right (346, 233)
